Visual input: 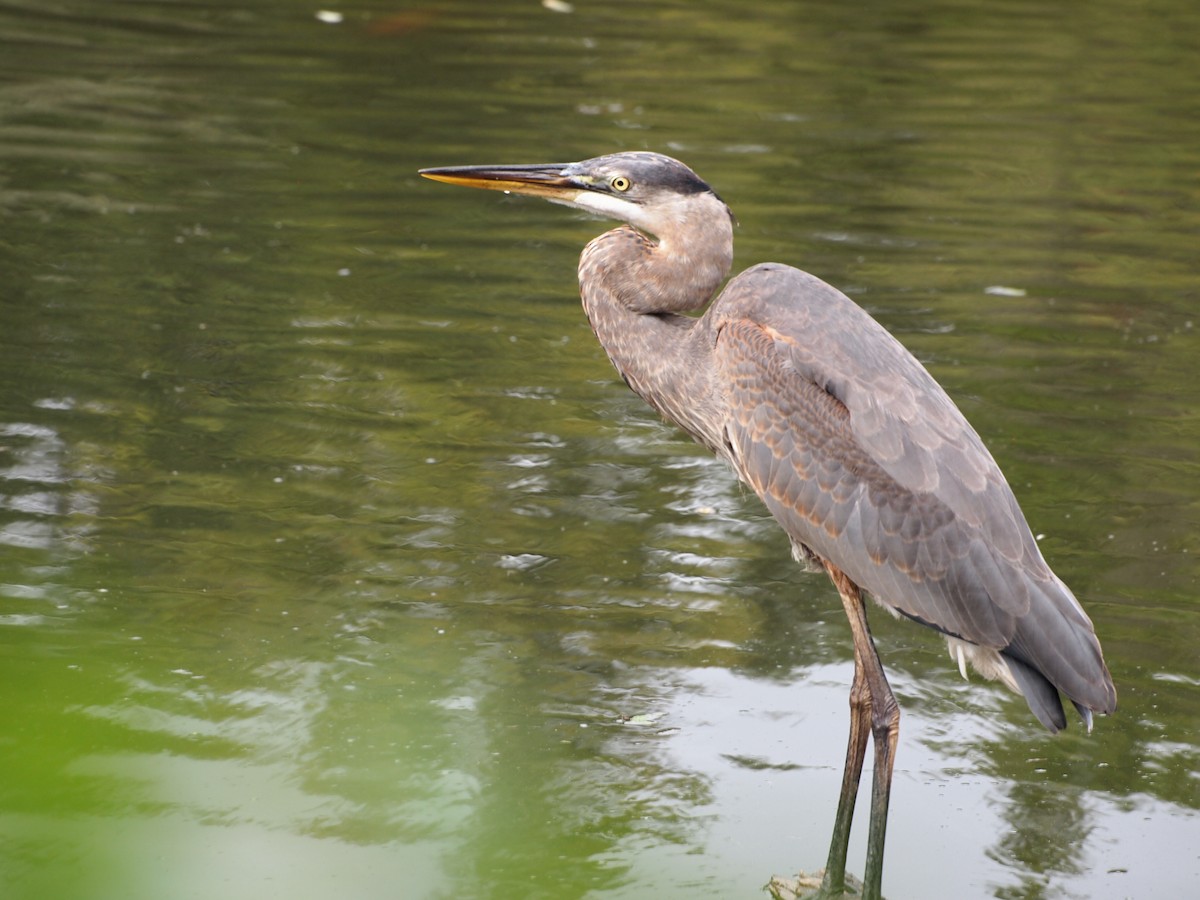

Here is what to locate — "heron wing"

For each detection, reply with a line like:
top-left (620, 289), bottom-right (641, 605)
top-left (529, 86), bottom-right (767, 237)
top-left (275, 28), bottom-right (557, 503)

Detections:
top-left (710, 264), bottom-right (1114, 718)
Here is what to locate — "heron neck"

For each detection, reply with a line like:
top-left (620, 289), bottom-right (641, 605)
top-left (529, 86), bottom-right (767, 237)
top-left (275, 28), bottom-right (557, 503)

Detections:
top-left (576, 222), bottom-right (732, 451)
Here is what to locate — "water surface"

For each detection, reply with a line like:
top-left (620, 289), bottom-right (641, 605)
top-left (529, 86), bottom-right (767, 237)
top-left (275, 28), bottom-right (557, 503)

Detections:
top-left (1, 1), bottom-right (1197, 898)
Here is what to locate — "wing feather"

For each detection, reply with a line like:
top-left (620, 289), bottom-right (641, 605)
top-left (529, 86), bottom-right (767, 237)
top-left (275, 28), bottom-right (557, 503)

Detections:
top-left (708, 263), bottom-right (1115, 721)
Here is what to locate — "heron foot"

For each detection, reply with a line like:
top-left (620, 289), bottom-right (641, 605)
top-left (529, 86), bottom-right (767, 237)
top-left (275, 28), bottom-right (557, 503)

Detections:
top-left (766, 869), bottom-right (871, 899)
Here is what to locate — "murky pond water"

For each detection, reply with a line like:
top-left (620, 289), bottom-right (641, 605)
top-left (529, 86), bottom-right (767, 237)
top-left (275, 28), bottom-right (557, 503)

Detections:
top-left (2, 1), bottom-right (1197, 898)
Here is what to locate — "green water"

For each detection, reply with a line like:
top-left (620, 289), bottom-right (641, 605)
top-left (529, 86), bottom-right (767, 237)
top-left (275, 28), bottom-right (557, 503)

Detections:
top-left (1, 1), bottom-right (1197, 898)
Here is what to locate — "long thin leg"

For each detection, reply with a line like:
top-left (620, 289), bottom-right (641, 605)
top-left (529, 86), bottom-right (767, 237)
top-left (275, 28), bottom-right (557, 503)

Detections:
top-left (816, 632), bottom-right (871, 896)
top-left (861, 642), bottom-right (899, 899)
top-left (822, 565), bottom-right (900, 900)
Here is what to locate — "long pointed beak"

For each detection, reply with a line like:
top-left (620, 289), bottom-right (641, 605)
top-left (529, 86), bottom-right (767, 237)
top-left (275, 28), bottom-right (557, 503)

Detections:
top-left (419, 163), bottom-right (583, 202)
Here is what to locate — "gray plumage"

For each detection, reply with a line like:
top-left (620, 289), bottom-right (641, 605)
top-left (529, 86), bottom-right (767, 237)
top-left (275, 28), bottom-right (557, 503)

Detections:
top-left (530, 152), bottom-right (1115, 731)
top-left (419, 151), bottom-right (1116, 898)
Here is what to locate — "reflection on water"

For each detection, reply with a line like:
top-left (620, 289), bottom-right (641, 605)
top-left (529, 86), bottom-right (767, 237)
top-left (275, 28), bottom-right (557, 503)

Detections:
top-left (2, 0), bottom-right (1198, 898)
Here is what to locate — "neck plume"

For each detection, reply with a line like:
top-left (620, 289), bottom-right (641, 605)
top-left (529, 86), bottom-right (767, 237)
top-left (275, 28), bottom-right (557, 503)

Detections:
top-left (578, 192), bottom-right (734, 315)
top-left (574, 191), bottom-right (735, 452)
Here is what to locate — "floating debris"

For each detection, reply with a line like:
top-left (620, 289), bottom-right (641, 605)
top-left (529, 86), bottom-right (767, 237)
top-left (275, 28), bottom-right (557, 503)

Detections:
top-left (622, 712), bottom-right (664, 726)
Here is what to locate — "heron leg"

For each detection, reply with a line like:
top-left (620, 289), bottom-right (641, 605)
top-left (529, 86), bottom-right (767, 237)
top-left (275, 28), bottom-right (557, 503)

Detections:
top-left (821, 565), bottom-right (900, 900)
top-left (815, 627), bottom-right (871, 897)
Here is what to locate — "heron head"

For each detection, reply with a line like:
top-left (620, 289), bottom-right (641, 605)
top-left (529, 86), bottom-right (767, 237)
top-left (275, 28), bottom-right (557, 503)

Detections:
top-left (420, 151), bottom-right (732, 242)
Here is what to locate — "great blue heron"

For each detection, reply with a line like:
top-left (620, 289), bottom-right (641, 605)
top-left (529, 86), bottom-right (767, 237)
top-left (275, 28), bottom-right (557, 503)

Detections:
top-left (419, 152), bottom-right (1116, 899)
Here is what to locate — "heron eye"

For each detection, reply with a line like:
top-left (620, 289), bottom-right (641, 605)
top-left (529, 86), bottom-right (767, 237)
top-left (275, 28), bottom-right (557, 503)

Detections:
top-left (610, 176), bottom-right (631, 192)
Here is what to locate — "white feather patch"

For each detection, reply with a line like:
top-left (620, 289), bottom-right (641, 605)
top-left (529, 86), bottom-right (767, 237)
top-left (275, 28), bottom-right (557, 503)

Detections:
top-left (946, 637), bottom-right (1020, 694)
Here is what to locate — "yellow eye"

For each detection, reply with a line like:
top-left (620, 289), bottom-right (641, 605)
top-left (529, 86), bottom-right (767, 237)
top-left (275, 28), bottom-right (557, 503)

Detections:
top-left (610, 176), bottom-right (631, 192)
